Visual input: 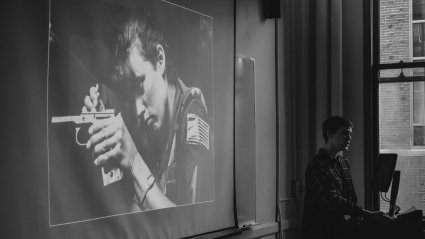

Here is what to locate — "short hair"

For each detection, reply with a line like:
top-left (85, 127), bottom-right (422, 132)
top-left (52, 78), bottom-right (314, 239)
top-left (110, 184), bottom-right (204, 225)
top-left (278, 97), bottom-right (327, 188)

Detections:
top-left (111, 9), bottom-right (177, 88)
top-left (322, 116), bottom-right (353, 143)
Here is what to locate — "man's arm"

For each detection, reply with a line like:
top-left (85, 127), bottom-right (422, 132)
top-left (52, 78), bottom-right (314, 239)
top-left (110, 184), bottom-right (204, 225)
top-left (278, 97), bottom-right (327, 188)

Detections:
top-left (83, 84), bottom-right (177, 210)
top-left (88, 115), bottom-right (179, 210)
top-left (131, 154), bottom-right (176, 210)
top-left (179, 95), bottom-right (213, 204)
top-left (309, 161), bottom-right (394, 222)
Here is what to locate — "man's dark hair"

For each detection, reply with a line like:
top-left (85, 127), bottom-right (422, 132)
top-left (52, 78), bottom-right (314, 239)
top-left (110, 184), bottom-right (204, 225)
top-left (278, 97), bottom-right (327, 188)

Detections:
top-left (112, 9), bottom-right (177, 88)
top-left (322, 116), bottom-right (353, 143)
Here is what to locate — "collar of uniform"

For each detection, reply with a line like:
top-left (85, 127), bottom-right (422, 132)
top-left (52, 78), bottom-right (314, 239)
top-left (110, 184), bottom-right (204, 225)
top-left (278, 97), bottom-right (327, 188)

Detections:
top-left (157, 78), bottom-right (185, 176)
top-left (172, 78), bottom-right (188, 131)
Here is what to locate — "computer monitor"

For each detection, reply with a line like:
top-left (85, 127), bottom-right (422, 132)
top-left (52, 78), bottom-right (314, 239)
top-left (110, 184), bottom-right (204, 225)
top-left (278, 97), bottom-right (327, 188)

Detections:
top-left (388, 170), bottom-right (401, 216)
top-left (372, 153), bottom-right (397, 192)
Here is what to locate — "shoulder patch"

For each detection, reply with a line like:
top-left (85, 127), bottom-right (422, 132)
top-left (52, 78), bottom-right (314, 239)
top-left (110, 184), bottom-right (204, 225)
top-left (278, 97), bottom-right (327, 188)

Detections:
top-left (186, 113), bottom-right (210, 150)
top-left (188, 88), bottom-right (202, 97)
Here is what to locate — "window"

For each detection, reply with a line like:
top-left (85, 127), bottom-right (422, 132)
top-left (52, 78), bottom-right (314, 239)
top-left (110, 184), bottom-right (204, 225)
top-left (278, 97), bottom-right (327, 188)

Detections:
top-left (413, 0), bottom-right (425, 59)
top-left (413, 0), bottom-right (425, 147)
top-left (413, 23), bottom-right (425, 58)
top-left (413, 81), bottom-right (425, 146)
top-left (375, 0), bottom-right (425, 212)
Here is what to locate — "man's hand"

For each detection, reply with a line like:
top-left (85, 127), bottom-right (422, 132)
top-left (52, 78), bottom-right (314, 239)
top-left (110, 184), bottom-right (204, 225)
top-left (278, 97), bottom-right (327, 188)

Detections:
top-left (83, 84), bottom-right (104, 113)
top-left (362, 209), bottom-right (395, 224)
top-left (86, 113), bottom-right (139, 171)
top-left (83, 84), bottom-right (140, 171)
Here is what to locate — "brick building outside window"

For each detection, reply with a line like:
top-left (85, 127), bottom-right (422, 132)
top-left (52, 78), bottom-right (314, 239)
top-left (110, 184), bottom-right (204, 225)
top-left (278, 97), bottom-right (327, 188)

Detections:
top-left (379, 0), bottom-right (425, 211)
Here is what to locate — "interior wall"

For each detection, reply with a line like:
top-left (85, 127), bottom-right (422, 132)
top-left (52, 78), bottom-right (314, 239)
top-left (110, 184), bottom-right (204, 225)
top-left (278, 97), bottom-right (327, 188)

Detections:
top-left (2, 1), bottom-right (50, 238)
top-left (295, 0), bottom-right (367, 210)
top-left (235, 0), bottom-right (277, 227)
top-left (342, 0), bottom-right (365, 208)
top-left (276, 0), bottom-right (367, 237)
top-left (289, 1), bottom-right (367, 239)
top-left (233, 1), bottom-right (320, 239)
top-left (278, 0), bottom-right (312, 238)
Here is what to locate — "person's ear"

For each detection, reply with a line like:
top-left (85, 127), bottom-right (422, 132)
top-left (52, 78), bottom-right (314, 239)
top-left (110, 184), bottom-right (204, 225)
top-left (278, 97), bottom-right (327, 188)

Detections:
top-left (156, 44), bottom-right (166, 76)
top-left (326, 130), bottom-right (334, 140)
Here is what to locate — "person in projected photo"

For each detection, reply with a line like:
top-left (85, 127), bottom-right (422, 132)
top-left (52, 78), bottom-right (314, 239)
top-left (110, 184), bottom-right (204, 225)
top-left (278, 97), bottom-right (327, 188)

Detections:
top-left (82, 11), bottom-right (213, 211)
top-left (301, 116), bottom-right (394, 239)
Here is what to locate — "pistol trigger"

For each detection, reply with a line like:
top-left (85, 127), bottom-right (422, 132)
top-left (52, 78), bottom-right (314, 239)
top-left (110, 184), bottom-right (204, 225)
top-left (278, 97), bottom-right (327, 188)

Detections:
top-left (75, 127), bottom-right (87, 146)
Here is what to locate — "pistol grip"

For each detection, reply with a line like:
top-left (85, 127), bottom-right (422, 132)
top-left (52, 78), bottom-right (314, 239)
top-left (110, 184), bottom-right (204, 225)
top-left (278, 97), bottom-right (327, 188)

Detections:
top-left (101, 167), bottom-right (123, 186)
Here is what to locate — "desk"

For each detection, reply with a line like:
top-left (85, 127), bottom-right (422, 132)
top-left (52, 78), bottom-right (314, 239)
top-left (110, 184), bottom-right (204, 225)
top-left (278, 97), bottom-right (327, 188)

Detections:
top-left (352, 215), bottom-right (424, 239)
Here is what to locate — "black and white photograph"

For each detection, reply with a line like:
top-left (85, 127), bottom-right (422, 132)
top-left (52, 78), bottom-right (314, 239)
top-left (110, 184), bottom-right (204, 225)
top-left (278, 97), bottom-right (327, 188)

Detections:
top-left (6, 0), bottom-right (425, 238)
top-left (48, 0), bottom-right (214, 226)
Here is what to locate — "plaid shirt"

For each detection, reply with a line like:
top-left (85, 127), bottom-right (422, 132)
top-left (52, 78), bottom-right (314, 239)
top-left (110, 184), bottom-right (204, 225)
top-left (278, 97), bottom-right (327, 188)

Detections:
top-left (301, 148), bottom-right (363, 239)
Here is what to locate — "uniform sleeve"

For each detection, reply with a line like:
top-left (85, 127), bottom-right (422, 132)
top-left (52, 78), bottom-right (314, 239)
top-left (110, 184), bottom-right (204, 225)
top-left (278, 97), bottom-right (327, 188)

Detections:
top-left (308, 159), bottom-right (363, 216)
top-left (178, 97), bottom-right (214, 203)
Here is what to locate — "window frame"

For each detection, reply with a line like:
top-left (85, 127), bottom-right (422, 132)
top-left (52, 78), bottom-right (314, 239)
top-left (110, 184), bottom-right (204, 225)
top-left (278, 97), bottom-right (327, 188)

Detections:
top-left (412, 81), bottom-right (425, 147)
top-left (369, 0), bottom-right (425, 211)
top-left (412, 1), bottom-right (425, 148)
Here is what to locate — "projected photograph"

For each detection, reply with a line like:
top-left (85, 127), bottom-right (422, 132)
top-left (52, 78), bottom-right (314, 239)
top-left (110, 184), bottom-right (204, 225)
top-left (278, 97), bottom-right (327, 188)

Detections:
top-left (48, 0), bottom-right (214, 226)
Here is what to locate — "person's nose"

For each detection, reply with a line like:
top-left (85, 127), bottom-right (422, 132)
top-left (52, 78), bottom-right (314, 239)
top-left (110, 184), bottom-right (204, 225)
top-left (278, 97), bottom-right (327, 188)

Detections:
top-left (135, 97), bottom-right (147, 120)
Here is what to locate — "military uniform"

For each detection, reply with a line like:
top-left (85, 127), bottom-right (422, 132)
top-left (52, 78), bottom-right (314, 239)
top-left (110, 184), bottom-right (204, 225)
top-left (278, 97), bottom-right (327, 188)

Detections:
top-left (153, 79), bottom-right (214, 205)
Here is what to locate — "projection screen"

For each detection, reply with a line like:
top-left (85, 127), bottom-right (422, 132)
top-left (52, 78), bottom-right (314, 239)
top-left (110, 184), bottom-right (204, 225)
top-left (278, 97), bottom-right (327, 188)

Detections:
top-left (47, 0), bottom-right (234, 237)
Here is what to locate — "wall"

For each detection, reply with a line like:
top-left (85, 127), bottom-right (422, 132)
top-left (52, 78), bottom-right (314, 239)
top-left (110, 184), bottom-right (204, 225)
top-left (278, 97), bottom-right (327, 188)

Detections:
top-left (342, 0), bottom-right (365, 208)
top-left (228, 1), bottom-right (304, 239)
top-left (289, 1), bottom-right (368, 236)
top-left (379, 83), bottom-right (412, 149)
top-left (380, 0), bottom-right (410, 63)
top-left (235, 0), bottom-right (277, 225)
top-left (379, 0), bottom-right (411, 150)
top-left (231, 0), bottom-right (279, 238)
top-left (2, 0), bottom-right (50, 238)
top-left (280, 0), bottom-right (313, 238)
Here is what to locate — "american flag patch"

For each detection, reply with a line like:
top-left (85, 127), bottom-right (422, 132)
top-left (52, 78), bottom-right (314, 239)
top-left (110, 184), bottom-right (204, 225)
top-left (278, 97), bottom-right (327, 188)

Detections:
top-left (186, 113), bottom-right (210, 150)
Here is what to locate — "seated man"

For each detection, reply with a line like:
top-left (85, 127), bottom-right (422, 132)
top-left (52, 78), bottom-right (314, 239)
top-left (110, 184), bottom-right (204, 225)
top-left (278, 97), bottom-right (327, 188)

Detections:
top-left (301, 116), bottom-right (393, 239)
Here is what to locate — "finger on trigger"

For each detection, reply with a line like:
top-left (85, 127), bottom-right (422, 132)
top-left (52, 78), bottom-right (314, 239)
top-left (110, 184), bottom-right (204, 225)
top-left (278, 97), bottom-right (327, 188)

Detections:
top-left (90, 86), bottom-right (99, 109)
top-left (90, 85), bottom-right (98, 98)
top-left (84, 95), bottom-right (94, 110)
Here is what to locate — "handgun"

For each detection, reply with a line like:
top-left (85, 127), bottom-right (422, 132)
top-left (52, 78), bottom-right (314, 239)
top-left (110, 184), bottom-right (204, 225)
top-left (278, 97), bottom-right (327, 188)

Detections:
top-left (51, 109), bottom-right (115, 146)
top-left (51, 109), bottom-right (123, 186)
